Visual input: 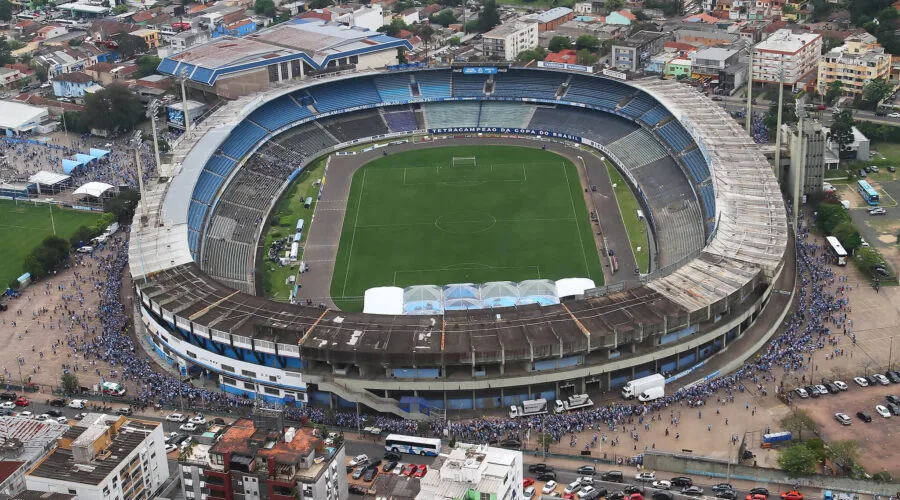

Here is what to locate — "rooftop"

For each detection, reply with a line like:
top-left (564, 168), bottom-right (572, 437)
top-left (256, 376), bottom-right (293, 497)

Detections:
top-left (9, 492), bottom-right (77, 500)
top-left (211, 418), bottom-right (322, 467)
top-left (484, 20), bottom-right (537, 38)
top-left (616, 30), bottom-right (668, 47)
top-left (54, 72), bottom-right (93, 84)
top-left (754, 29), bottom-right (820, 53)
top-left (536, 7), bottom-right (573, 23)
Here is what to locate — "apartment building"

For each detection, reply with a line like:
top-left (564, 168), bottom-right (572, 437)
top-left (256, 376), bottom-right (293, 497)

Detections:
top-left (817, 33), bottom-right (891, 96)
top-left (417, 444), bottom-right (522, 500)
top-left (482, 20), bottom-right (539, 61)
top-left (752, 29), bottom-right (822, 87)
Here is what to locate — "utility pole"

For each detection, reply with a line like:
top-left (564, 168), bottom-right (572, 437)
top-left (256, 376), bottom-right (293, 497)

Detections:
top-left (179, 67), bottom-right (191, 133)
top-left (792, 97), bottom-right (806, 235)
top-left (132, 131), bottom-right (148, 219)
top-left (147, 100), bottom-right (162, 175)
top-left (773, 64), bottom-right (785, 181)
top-left (48, 203), bottom-right (56, 236)
top-left (745, 41), bottom-right (754, 135)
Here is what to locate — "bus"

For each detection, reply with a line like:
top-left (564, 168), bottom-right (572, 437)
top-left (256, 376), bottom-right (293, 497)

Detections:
top-left (825, 236), bottom-right (848, 266)
top-left (384, 434), bottom-right (442, 456)
top-left (857, 179), bottom-right (880, 206)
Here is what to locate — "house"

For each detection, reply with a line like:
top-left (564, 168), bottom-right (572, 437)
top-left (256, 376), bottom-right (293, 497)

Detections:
top-left (130, 28), bottom-right (160, 49)
top-left (36, 25), bottom-right (69, 40)
top-left (90, 20), bottom-right (137, 42)
top-left (85, 62), bottom-right (138, 86)
top-left (212, 19), bottom-right (257, 38)
top-left (0, 67), bottom-right (27, 88)
top-left (300, 8), bottom-right (334, 22)
top-left (52, 71), bottom-right (96, 98)
top-left (535, 7), bottom-right (574, 31)
top-left (544, 49), bottom-right (579, 63)
top-left (37, 46), bottom-right (104, 77)
top-left (420, 4), bottom-right (442, 18)
top-left (400, 8), bottom-right (420, 25)
top-left (604, 10), bottom-right (635, 25)
top-left (170, 30), bottom-right (211, 52)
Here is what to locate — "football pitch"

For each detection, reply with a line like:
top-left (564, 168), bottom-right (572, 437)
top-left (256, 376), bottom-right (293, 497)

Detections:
top-left (330, 145), bottom-right (605, 310)
top-left (0, 200), bottom-right (100, 287)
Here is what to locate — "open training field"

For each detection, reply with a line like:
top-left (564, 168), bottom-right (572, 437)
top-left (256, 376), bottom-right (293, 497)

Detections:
top-left (0, 200), bottom-right (100, 287)
top-left (330, 145), bottom-right (604, 310)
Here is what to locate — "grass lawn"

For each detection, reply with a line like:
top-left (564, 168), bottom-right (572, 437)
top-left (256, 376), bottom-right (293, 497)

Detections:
top-left (260, 157), bottom-right (327, 301)
top-left (605, 162), bottom-right (651, 273)
top-left (0, 200), bottom-right (100, 287)
top-left (330, 145), bottom-right (604, 311)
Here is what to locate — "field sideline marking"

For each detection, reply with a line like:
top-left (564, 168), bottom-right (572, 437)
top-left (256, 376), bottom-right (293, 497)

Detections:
top-left (340, 169), bottom-right (366, 298)
top-left (562, 163), bottom-right (592, 277)
top-left (392, 264), bottom-right (542, 286)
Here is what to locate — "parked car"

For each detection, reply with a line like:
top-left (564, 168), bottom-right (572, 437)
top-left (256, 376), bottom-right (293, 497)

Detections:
top-left (825, 383), bottom-right (839, 394)
top-left (579, 486), bottom-right (598, 499)
top-left (682, 486), bottom-right (704, 497)
top-left (579, 476), bottom-right (595, 486)
top-left (0, 393), bottom-right (16, 401)
top-left (382, 461), bottom-right (397, 473)
top-left (577, 465), bottom-right (596, 475)
top-left (529, 463), bottom-right (552, 473)
top-left (352, 466), bottom-right (366, 480)
top-left (814, 384), bottom-right (828, 395)
top-left (413, 464), bottom-right (427, 478)
top-left (384, 452), bottom-right (401, 462)
top-left (833, 380), bottom-right (848, 391)
top-left (886, 372), bottom-right (900, 384)
top-left (781, 491), bottom-right (803, 500)
top-left (363, 467), bottom-right (377, 482)
top-left (856, 411), bottom-right (873, 423)
top-left (887, 403), bottom-right (900, 416)
top-left (68, 399), bottom-right (86, 409)
top-left (601, 471), bottom-right (623, 482)
top-left (165, 444), bottom-right (177, 453)
top-left (652, 493), bottom-right (674, 500)
top-left (624, 486), bottom-right (645, 495)
top-left (543, 481), bottom-right (559, 494)
top-left (805, 385), bottom-right (820, 397)
top-left (875, 405), bottom-right (892, 418)
top-left (0, 402), bottom-right (14, 410)
top-left (524, 486), bottom-right (536, 499)
top-left (888, 395), bottom-right (900, 405)
top-left (166, 413), bottom-right (187, 422)
top-left (834, 413), bottom-right (852, 425)
top-left (608, 492), bottom-right (626, 500)
top-left (749, 488), bottom-right (769, 497)
top-left (49, 398), bottom-right (67, 407)
top-left (865, 375), bottom-right (879, 385)
top-left (854, 377), bottom-right (869, 387)
top-left (671, 477), bottom-right (693, 488)
top-left (635, 472), bottom-right (656, 482)
top-left (874, 374), bottom-right (890, 385)
top-left (712, 484), bottom-right (734, 493)
top-left (179, 422), bottom-right (197, 432)
top-left (499, 439), bottom-right (521, 449)
top-left (189, 415), bottom-right (207, 425)
top-left (652, 481), bottom-right (672, 490)
top-left (349, 454), bottom-right (368, 467)
top-left (116, 407), bottom-right (132, 416)
top-left (869, 207), bottom-right (887, 216)
top-left (564, 481), bottom-right (582, 495)
top-left (401, 463), bottom-right (417, 477)
top-left (46, 410), bottom-right (62, 418)
top-left (537, 471), bottom-right (557, 482)
top-left (794, 387), bottom-right (809, 398)
top-left (717, 491), bottom-right (737, 500)
top-left (13, 397), bottom-right (28, 407)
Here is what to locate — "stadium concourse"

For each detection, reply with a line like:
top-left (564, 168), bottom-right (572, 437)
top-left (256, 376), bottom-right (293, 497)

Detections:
top-left (128, 67), bottom-right (788, 423)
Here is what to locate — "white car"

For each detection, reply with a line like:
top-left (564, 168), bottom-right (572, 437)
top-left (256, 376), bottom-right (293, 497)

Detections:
top-left (34, 414), bottom-right (50, 421)
top-left (579, 476), bottom-right (594, 486)
top-left (55, 416), bottom-right (68, 424)
top-left (579, 486), bottom-right (597, 498)
top-left (179, 422), bottom-right (197, 432)
top-left (854, 377), bottom-right (869, 387)
top-left (166, 413), bottom-right (187, 422)
top-left (889, 112), bottom-right (900, 118)
top-left (564, 481), bottom-right (582, 495)
top-left (349, 454), bottom-right (368, 467)
top-left (834, 413), bottom-right (852, 425)
top-left (189, 415), bottom-right (207, 425)
top-left (795, 387), bottom-right (809, 398)
top-left (636, 472), bottom-right (656, 482)
top-left (524, 486), bottom-right (536, 499)
top-left (874, 374), bottom-right (890, 386)
top-left (392, 463), bottom-right (403, 475)
top-left (165, 444), bottom-right (177, 453)
top-left (0, 402), bottom-right (15, 410)
top-left (18, 411), bottom-right (32, 418)
top-left (68, 399), bottom-right (86, 409)
top-left (543, 480), bottom-right (558, 494)
top-left (815, 384), bottom-right (828, 395)
top-left (653, 481), bottom-right (672, 490)
top-left (876, 405), bottom-right (892, 418)
top-left (834, 380), bottom-right (848, 391)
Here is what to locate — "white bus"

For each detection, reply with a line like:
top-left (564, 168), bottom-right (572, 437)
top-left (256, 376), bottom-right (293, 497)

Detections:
top-left (825, 236), bottom-right (848, 266)
top-left (384, 434), bottom-right (441, 456)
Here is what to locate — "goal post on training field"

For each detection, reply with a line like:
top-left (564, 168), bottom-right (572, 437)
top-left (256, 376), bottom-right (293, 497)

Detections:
top-left (451, 156), bottom-right (477, 167)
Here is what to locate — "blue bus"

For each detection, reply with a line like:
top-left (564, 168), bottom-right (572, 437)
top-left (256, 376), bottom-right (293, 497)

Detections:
top-left (384, 434), bottom-right (442, 456)
top-left (857, 180), bottom-right (879, 205)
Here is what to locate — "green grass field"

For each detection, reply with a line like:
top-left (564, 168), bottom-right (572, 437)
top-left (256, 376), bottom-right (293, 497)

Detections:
top-left (330, 146), bottom-right (604, 310)
top-left (260, 156), bottom-right (327, 301)
top-left (0, 200), bottom-right (100, 287)
top-left (605, 161), bottom-right (651, 273)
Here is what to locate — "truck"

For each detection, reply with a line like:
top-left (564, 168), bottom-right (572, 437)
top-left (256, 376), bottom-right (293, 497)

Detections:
top-left (637, 386), bottom-right (665, 402)
top-left (509, 398), bottom-right (548, 418)
top-left (621, 373), bottom-right (665, 399)
top-left (554, 394), bottom-right (594, 412)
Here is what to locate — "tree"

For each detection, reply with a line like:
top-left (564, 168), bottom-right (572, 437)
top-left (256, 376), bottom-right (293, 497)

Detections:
top-left (862, 79), bottom-right (892, 107)
top-left (828, 110), bottom-right (855, 155)
top-left (378, 18), bottom-right (408, 37)
top-left (136, 55), bottom-right (161, 78)
top-left (105, 189), bottom-right (140, 223)
top-left (476, 0), bottom-right (500, 33)
top-left (23, 254), bottom-right (44, 279)
top-left (417, 24), bottom-right (434, 59)
top-left (824, 80), bottom-right (842, 106)
top-left (854, 246), bottom-right (886, 278)
top-left (113, 34), bottom-right (148, 59)
top-left (70, 225), bottom-right (97, 248)
top-left (605, 0), bottom-right (624, 10)
top-left (158, 138), bottom-right (170, 153)
top-left (780, 409), bottom-right (819, 440)
top-left (0, 0), bottom-right (11, 22)
top-left (575, 34), bottom-right (600, 52)
top-left (548, 35), bottom-right (572, 52)
top-left (0, 37), bottom-right (15, 66)
top-left (448, 36), bottom-right (461, 47)
top-left (832, 222), bottom-right (862, 253)
top-left (113, 4), bottom-right (128, 14)
top-left (634, 9), bottom-right (650, 21)
top-left (254, 0), bottom-right (275, 15)
top-left (778, 443), bottom-right (817, 477)
top-left (828, 440), bottom-right (860, 467)
top-left (61, 372), bottom-right (80, 395)
top-left (536, 432), bottom-right (554, 452)
top-left (430, 9), bottom-right (457, 27)
top-left (308, 0), bottom-right (332, 8)
top-left (804, 437), bottom-right (828, 463)
top-left (80, 84), bottom-right (144, 134)
top-left (577, 48), bottom-right (598, 65)
top-left (516, 47), bottom-right (547, 62)
top-left (816, 203), bottom-right (851, 234)
top-left (764, 91), bottom-right (798, 134)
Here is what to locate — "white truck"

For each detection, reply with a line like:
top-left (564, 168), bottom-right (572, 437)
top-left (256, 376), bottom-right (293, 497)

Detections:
top-left (554, 394), bottom-right (594, 412)
top-left (621, 373), bottom-right (665, 399)
top-left (509, 398), bottom-right (548, 418)
top-left (637, 386), bottom-right (665, 402)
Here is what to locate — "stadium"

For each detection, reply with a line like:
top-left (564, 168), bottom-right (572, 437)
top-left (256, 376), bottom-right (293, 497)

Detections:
top-left (129, 65), bottom-right (789, 419)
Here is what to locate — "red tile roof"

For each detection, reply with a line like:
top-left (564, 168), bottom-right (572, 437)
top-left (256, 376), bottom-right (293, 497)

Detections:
top-left (0, 461), bottom-right (24, 484)
top-left (544, 49), bottom-right (578, 63)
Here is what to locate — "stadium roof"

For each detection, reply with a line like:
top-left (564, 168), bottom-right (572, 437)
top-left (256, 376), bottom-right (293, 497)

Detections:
top-left (363, 287), bottom-right (404, 315)
top-left (0, 100), bottom-right (48, 133)
top-left (157, 20), bottom-right (412, 86)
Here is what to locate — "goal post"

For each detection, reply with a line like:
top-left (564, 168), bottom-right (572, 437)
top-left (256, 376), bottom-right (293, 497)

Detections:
top-left (452, 156), bottom-right (477, 167)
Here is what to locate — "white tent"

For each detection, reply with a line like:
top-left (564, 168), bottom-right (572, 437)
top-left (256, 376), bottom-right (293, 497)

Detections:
top-left (555, 278), bottom-right (596, 298)
top-left (29, 171), bottom-right (70, 186)
top-left (73, 181), bottom-right (114, 198)
top-left (363, 287), bottom-right (404, 315)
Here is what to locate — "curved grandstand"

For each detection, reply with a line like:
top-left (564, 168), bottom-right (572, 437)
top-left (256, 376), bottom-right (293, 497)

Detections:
top-left (130, 67), bottom-right (788, 417)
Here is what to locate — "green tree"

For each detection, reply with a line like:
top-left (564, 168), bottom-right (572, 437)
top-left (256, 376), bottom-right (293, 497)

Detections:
top-left (855, 246), bottom-right (887, 278)
top-left (516, 46), bottom-right (547, 62)
top-left (575, 34), bottom-right (600, 52)
top-left (448, 36), bottom-right (461, 47)
top-left (23, 254), bottom-right (44, 279)
top-left (0, 0), bottom-right (11, 22)
top-left (828, 110), bottom-right (855, 155)
top-left (605, 0), bottom-right (624, 10)
top-left (476, 0), bottom-right (500, 32)
top-left (308, 0), bottom-right (332, 8)
top-left (113, 34), bottom-right (148, 59)
top-left (764, 91), bottom-right (798, 134)
top-left (828, 440), bottom-right (860, 466)
top-left (61, 372), bottom-right (80, 395)
top-left (105, 189), bottom-right (140, 223)
top-left (0, 37), bottom-right (16, 66)
top-left (430, 9), bottom-right (457, 27)
top-left (69, 225), bottom-right (98, 247)
top-left (778, 443), bottom-right (817, 477)
top-left (862, 79), bottom-right (892, 107)
top-left (824, 80), bottom-right (842, 106)
top-left (80, 84), bottom-right (144, 134)
top-left (548, 35), bottom-right (572, 52)
top-left (158, 138), bottom-right (170, 153)
top-left (536, 432), bottom-right (553, 452)
top-left (417, 24), bottom-right (435, 59)
top-left (832, 222), bottom-right (862, 253)
top-left (136, 55), bottom-right (161, 78)
top-left (254, 0), bottom-right (275, 15)
top-left (817, 203), bottom-right (851, 234)
top-left (577, 48), bottom-right (598, 65)
top-left (62, 111), bottom-right (86, 133)
top-left (378, 18), bottom-right (408, 36)
top-left (113, 4), bottom-right (128, 14)
top-left (804, 437), bottom-right (828, 463)
top-left (780, 409), bottom-right (820, 440)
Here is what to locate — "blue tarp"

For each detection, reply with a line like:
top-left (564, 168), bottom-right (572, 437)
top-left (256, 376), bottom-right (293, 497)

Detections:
top-left (62, 159), bottom-right (82, 174)
top-left (75, 153), bottom-right (95, 164)
top-left (89, 148), bottom-right (110, 158)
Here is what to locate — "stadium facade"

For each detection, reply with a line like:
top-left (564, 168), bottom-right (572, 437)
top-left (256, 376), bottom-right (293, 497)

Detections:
top-left (130, 67), bottom-right (788, 418)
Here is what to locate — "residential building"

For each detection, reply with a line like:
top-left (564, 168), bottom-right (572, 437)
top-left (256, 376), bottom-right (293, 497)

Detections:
top-left (212, 19), bottom-right (257, 38)
top-left (784, 120), bottom-right (825, 195)
top-left (691, 47), bottom-right (740, 77)
top-left (0, 67), bottom-right (28, 88)
top-left (0, 462), bottom-right (27, 497)
top-left (85, 62), bottom-right (138, 86)
top-left (36, 26), bottom-right (69, 40)
top-left (604, 10), bottom-right (635, 25)
top-left (574, 1), bottom-right (604, 13)
top-left (752, 29), bottom-right (822, 87)
top-left (130, 28), bottom-right (160, 49)
top-left (25, 414), bottom-right (169, 500)
top-left (611, 30), bottom-right (671, 72)
top-left (52, 72), bottom-right (96, 98)
top-left (674, 28), bottom-right (740, 47)
top-left (399, 8), bottom-right (420, 25)
top-left (666, 57), bottom-right (692, 77)
top-left (483, 20), bottom-right (539, 61)
top-left (817, 33), bottom-right (891, 96)
top-left (821, 124), bottom-right (871, 162)
top-left (417, 444), bottom-right (522, 500)
top-left (0, 417), bottom-right (69, 474)
top-left (170, 30), bottom-right (211, 53)
top-left (178, 416), bottom-right (348, 500)
top-left (336, 4), bottom-right (383, 31)
top-left (535, 7), bottom-right (574, 31)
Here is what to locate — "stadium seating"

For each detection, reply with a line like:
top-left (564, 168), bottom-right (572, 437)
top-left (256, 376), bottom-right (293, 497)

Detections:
top-left (187, 229), bottom-right (200, 257)
top-left (202, 237), bottom-right (254, 293)
top-left (639, 105), bottom-right (670, 127)
top-left (698, 184), bottom-right (716, 220)
top-left (306, 78), bottom-right (382, 113)
top-left (682, 149), bottom-right (711, 184)
top-left (424, 102), bottom-right (480, 128)
top-left (248, 95), bottom-right (313, 132)
top-left (204, 155), bottom-right (238, 177)
top-left (619, 92), bottom-right (657, 119)
top-left (219, 121), bottom-right (269, 159)
top-left (374, 73), bottom-right (413, 102)
top-left (275, 123), bottom-right (339, 160)
top-left (188, 201), bottom-right (208, 230)
top-left (606, 129), bottom-right (668, 170)
top-left (321, 110), bottom-right (389, 143)
top-left (564, 75), bottom-right (631, 110)
top-left (413, 71), bottom-right (451, 99)
top-left (657, 121), bottom-right (694, 153)
top-left (382, 107), bottom-right (418, 133)
top-left (478, 102), bottom-right (535, 129)
top-left (527, 106), bottom-right (638, 143)
top-left (492, 70), bottom-right (565, 99)
top-left (192, 171), bottom-right (226, 205)
top-left (452, 74), bottom-right (487, 97)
